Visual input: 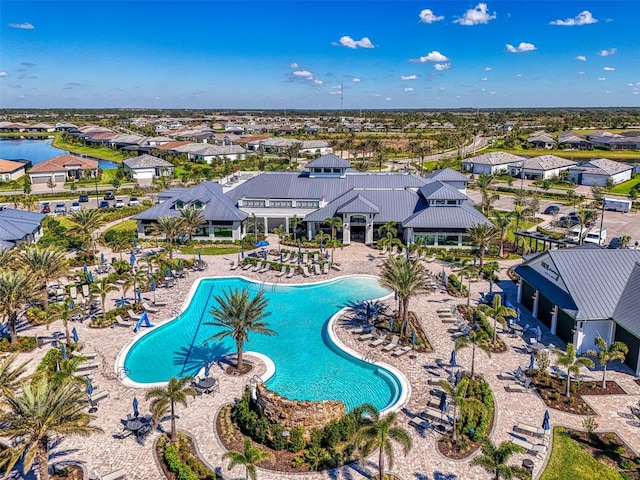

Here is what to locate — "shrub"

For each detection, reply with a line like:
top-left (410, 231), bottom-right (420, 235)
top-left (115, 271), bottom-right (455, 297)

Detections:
top-left (0, 336), bottom-right (37, 353)
top-left (162, 443), bottom-right (199, 480)
top-left (25, 306), bottom-right (48, 325)
top-left (620, 459), bottom-right (635, 470)
top-left (269, 423), bottom-right (287, 451)
top-left (288, 427), bottom-right (306, 453)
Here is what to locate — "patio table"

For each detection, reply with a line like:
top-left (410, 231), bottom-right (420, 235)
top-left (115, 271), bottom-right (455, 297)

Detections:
top-left (198, 377), bottom-right (217, 389)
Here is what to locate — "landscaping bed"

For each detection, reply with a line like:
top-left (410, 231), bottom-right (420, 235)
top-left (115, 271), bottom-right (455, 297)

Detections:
top-left (156, 433), bottom-right (218, 480)
top-left (374, 310), bottom-right (433, 353)
top-left (457, 305), bottom-right (508, 354)
top-left (51, 465), bottom-right (85, 480)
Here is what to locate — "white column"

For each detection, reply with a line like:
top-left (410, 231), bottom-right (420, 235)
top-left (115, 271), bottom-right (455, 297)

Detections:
top-left (516, 279), bottom-right (523, 303)
top-left (532, 290), bottom-right (539, 318)
top-left (343, 222), bottom-right (351, 245)
top-left (550, 305), bottom-right (559, 335)
top-left (365, 221), bottom-right (374, 245)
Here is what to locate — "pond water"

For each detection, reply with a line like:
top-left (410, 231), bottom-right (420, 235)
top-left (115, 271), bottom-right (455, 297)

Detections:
top-left (0, 138), bottom-right (117, 169)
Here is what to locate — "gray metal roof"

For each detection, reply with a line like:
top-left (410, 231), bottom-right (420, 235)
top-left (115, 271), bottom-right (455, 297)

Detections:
top-left (0, 208), bottom-right (45, 246)
top-left (402, 202), bottom-right (489, 229)
top-left (426, 168), bottom-right (469, 183)
top-left (523, 155), bottom-right (576, 171)
top-left (612, 263), bottom-right (640, 334)
top-left (418, 181), bottom-right (469, 201)
top-left (123, 154), bottom-right (173, 169)
top-left (306, 154), bottom-right (351, 169)
top-left (513, 265), bottom-right (578, 313)
top-left (462, 152), bottom-right (524, 166)
top-left (336, 195), bottom-right (380, 214)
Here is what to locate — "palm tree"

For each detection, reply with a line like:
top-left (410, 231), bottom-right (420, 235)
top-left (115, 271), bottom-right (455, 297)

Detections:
top-left (273, 224), bottom-right (286, 251)
top-left (323, 216), bottom-right (343, 241)
top-left (355, 407), bottom-right (412, 480)
top-left (0, 377), bottom-right (102, 480)
top-left (377, 221), bottom-right (400, 256)
top-left (203, 288), bottom-right (276, 371)
top-left (379, 256), bottom-right (426, 338)
top-left (315, 230), bottom-right (330, 251)
top-left (289, 215), bottom-right (303, 241)
top-left (455, 328), bottom-right (491, 380)
top-left (283, 143), bottom-right (301, 168)
top-left (48, 297), bottom-right (82, 346)
top-left (438, 377), bottom-right (469, 443)
top-left (491, 211), bottom-right (513, 258)
top-left (146, 376), bottom-right (195, 443)
top-left (20, 194), bottom-right (38, 212)
top-left (223, 438), bottom-right (274, 480)
top-left (452, 259), bottom-right (478, 307)
top-left (67, 209), bottom-right (106, 251)
top-left (104, 230), bottom-right (133, 261)
top-left (0, 354), bottom-right (30, 398)
top-left (575, 207), bottom-right (598, 245)
top-left (478, 295), bottom-right (516, 345)
top-left (471, 437), bottom-right (528, 480)
top-left (16, 246), bottom-right (68, 309)
top-left (90, 278), bottom-right (118, 323)
top-left (180, 206), bottom-right (207, 240)
top-left (466, 223), bottom-right (498, 269)
top-left (0, 269), bottom-right (36, 345)
top-left (553, 343), bottom-right (594, 398)
top-left (149, 216), bottom-right (186, 259)
top-left (586, 336), bottom-right (628, 389)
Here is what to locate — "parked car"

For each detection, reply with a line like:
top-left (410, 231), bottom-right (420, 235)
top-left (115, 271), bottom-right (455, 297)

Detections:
top-left (41, 202), bottom-right (51, 214)
top-left (98, 200), bottom-right (110, 209)
top-left (114, 198), bottom-right (125, 208)
top-left (103, 191), bottom-right (115, 200)
top-left (555, 216), bottom-right (579, 228)
top-left (543, 205), bottom-right (560, 215)
top-left (54, 202), bottom-right (66, 215)
top-left (70, 201), bottom-right (82, 213)
top-left (78, 194), bottom-right (89, 203)
top-left (128, 197), bottom-right (140, 207)
top-left (608, 237), bottom-right (624, 249)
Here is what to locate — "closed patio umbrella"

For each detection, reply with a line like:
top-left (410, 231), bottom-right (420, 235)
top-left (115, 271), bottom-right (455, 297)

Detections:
top-left (100, 253), bottom-right (105, 264)
top-left (279, 251), bottom-right (283, 263)
top-left (489, 279), bottom-right (493, 293)
top-left (166, 265), bottom-right (171, 277)
top-left (71, 327), bottom-right (79, 343)
top-left (438, 392), bottom-right (448, 412)
top-left (178, 259), bottom-right (182, 270)
top-left (542, 410), bottom-right (550, 431)
top-left (88, 271), bottom-right (94, 283)
top-left (136, 289), bottom-right (141, 303)
top-left (529, 352), bottom-right (536, 370)
top-left (133, 397), bottom-right (139, 418)
top-left (83, 263), bottom-right (88, 274)
top-left (198, 250), bottom-right (202, 261)
top-left (60, 344), bottom-right (67, 360)
top-left (133, 237), bottom-right (138, 248)
top-left (388, 317), bottom-right (393, 332)
top-left (450, 349), bottom-right (457, 367)
top-left (151, 280), bottom-right (156, 303)
top-left (411, 329), bottom-right (416, 344)
top-left (129, 252), bottom-right (136, 268)
top-left (204, 363), bottom-right (210, 377)
top-left (86, 377), bottom-right (93, 396)
top-left (454, 369), bottom-right (462, 386)
top-left (241, 247), bottom-right (244, 259)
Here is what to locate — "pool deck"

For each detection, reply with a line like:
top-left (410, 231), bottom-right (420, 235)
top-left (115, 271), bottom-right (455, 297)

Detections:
top-left (13, 240), bottom-right (640, 480)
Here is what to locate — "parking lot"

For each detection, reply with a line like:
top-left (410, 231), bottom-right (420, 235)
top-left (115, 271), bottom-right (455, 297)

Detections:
top-left (37, 193), bottom-right (144, 215)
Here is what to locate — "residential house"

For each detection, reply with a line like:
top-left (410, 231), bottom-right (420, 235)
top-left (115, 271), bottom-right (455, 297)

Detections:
top-left (123, 154), bottom-right (174, 181)
top-left (461, 152), bottom-right (525, 175)
top-left (590, 132), bottom-right (640, 151)
top-left (25, 123), bottom-right (56, 132)
top-left (28, 154), bottom-right (98, 185)
top-left (0, 206), bottom-right (46, 249)
top-left (558, 132), bottom-right (592, 150)
top-left (300, 140), bottom-right (332, 156)
top-left (508, 155), bottom-right (577, 180)
top-left (0, 159), bottom-right (27, 182)
top-left (526, 131), bottom-right (555, 150)
top-left (568, 158), bottom-right (633, 186)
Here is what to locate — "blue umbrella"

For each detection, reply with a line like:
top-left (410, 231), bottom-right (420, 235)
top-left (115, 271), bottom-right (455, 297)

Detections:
top-left (263, 249), bottom-right (268, 260)
top-left (473, 255), bottom-right (477, 266)
top-left (60, 344), bottom-right (67, 360)
top-left (411, 328), bottom-right (416, 345)
top-left (166, 265), bottom-right (171, 277)
top-left (204, 363), bottom-right (210, 377)
top-left (542, 410), bottom-right (550, 431)
top-left (450, 349), bottom-right (457, 367)
top-left (83, 263), bottom-right (88, 274)
top-left (529, 353), bottom-right (536, 370)
top-left (71, 327), bottom-right (79, 343)
top-left (100, 252), bottom-right (105, 264)
top-left (133, 397), bottom-right (139, 418)
top-left (489, 279), bottom-right (493, 293)
top-left (86, 377), bottom-right (93, 396)
top-left (178, 259), bottom-right (182, 270)
top-left (438, 392), bottom-right (448, 412)
top-left (150, 280), bottom-right (156, 292)
top-left (455, 369), bottom-right (462, 386)
top-left (255, 240), bottom-right (269, 248)
top-left (115, 296), bottom-right (130, 308)
top-left (241, 248), bottom-right (244, 259)
top-left (133, 237), bottom-right (138, 248)
top-left (297, 243), bottom-right (302, 264)
top-left (70, 299), bottom-right (75, 309)
top-left (88, 271), bottom-right (94, 283)
top-left (405, 247), bottom-right (410, 260)
top-left (198, 250), bottom-right (202, 261)
top-left (136, 289), bottom-right (141, 303)
top-left (129, 252), bottom-right (136, 268)
top-left (280, 251), bottom-right (283, 263)
top-left (388, 317), bottom-right (393, 332)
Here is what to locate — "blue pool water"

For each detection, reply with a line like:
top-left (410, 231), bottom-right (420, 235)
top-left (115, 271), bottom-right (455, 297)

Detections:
top-left (0, 138), bottom-right (117, 169)
top-left (123, 276), bottom-right (400, 411)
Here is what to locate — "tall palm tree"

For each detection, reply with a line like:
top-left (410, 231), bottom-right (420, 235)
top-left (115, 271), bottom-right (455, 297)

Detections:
top-left (466, 223), bottom-right (498, 269)
top-left (455, 328), bottom-right (491, 380)
top-left (471, 437), bottom-right (527, 480)
top-left (586, 336), bottom-right (628, 389)
top-left (104, 230), bottom-right (133, 261)
top-left (0, 354), bottom-right (30, 398)
top-left (67, 209), bottom-right (106, 251)
top-left (323, 216), bottom-right (343, 241)
top-left (289, 215), bottom-right (303, 241)
top-left (203, 288), bottom-right (276, 371)
top-left (48, 296), bottom-right (82, 346)
top-left (146, 376), bottom-right (195, 443)
top-left (0, 269), bottom-right (36, 345)
top-left (17, 246), bottom-right (68, 309)
top-left (122, 268), bottom-right (149, 304)
top-left (355, 407), bottom-right (412, 480)
top-left (90, 278), bottom-right (118, 323)
top-left (0, 377), bottom-right (102, 480)
top-left (575, 207), bottom-right (598, 245)
top-left (149, 216), bottom-right (186, 259)
top-left (180, 205), bottom-right (207, 240)
top-left (19, 194), bottom-right (38, 212)
top-left (438, 377), bottom-right (469, 443)
top-left (283, 143), bottom-right (301, 168)
top-left (553, 343), bottom-right (594, 398)
top-left (377, 221), bottom-right (400, 256)
top-left (491, 210), bottom-right (513, 258)
top-left (478, 295), bottom-right (516, 345)
top-left (315, 231), bottom-right (330, 251)
top-left (452, 259), bottom-right (478, 307)
top-left (223, 438), bottom-right (274, 480)
top-left (379, 256), bottom-right (426, 338)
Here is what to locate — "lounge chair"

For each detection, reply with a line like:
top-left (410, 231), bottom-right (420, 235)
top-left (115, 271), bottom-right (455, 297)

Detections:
top-left (142, 302), bottom-right (158, 313)
top-left (127, 309), bottom-right (142, 320)
top-left (505, 383), bottom-right (528, 393)
top-left (380, 245), bottom-right (388, 255)
top-left (276, 266), bottom-right (287, 277)
top-left (282, 253), bottom-right (291, 262)
top-left (72, 350), bottom-right (97, 359)
top-left (115, 315), bottom-right (130, 327)
top-left (421, 406), bottom-right (452, 424)
top-left (286, 267), bottom-right (295, 278)
top-left (426, 253), bottom-right (437, 262)
top-left (369, 332), bottom-right (388, 347)
top-left (437, 308), bottom-right (452, 313)
top-left (497, 372), bottom-right (517, 381)
top-left (332, 264), bottom-right (342, 271)
top-left (357, 327), bottom-right (376, 341)
top-left (241, 262), bottom-right (252, 270)
top-left (302, 266), bottom-right (311, 277)
top-left (302, 253), bottom-right (309, 264)
top-left (313, 253), bottom-right (319, 262)
top-left (82, 284), bottom-right (90, 298)
top-left (515, 422), bottom-right (546, 437)
top-left (322, 263), bottom-right (329, 274)
top-left (259, 263), bottom-right (270, 274)
top-left (313, 264), bottom-right (321, 275)
top-left (70, 286), bottom-right (78, 299)
top-left (230, 259), bottom-right (239, 270)
top-left (382, 335), bottom-right (400, 352)
top-left (392, 345), bottom-right (412, 357)
top-left (409, 416), bottom-right (430, 430)
top-left (89, 390), bottom-right (109, 404)
top-left (511, 438), bottom-right (546, 456)
top-left (252, 261), bottom-right (263, 272)
top-left (95, 468), bottom-right (126, 480)
top-left (390, 245), bottom-right (398, 256)
top-left (76, 362), bottom-right (100, 371)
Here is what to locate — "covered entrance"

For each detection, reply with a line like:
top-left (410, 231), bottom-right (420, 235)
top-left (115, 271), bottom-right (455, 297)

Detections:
top-left (615, 325), bottom-right (640, 374)
top-left (521, 281), bottom-right (535, 311)
top-left (350, 225), bottom-right (366, 243)
top-left (556, 309), bottom-right (575, 344)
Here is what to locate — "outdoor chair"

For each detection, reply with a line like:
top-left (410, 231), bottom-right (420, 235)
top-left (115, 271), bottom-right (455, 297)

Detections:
top-left (302, 266), bottom-right (311, 278)
top-left (127, 309), bottom-right (142, 321)
top-left (369, 332), bottom-right (388, 348)
top-left (252, 261), bottom-right (263, 272)
top-left (70, 286), bottom-right (78, 299)
top-left (82, 285), bottom-right (90, 298)
top-left (392, 345), bottom-right (412, 357)
top-left (259, 263), bottom-right (270, 274)
top-left (323, 263), bottom-right (329, 274)
top-left (515, 422), bottom-right (546, 437)
top-left (409, 416), bottom-right (430, 430)
top-left (302, 253), bottom-right (309, 264)
top-left (276, 266), bottom-right (287, 277)
top-left (242, 262), bottom-right (252, 270)
top-left (313, 264), bottom-right (321, 275)
top-left (229, 259), bottom-right (239, 270)
top-left (286, 267), bottom-right (295, 278)
top-left (357, 327), bottom-right (376, 341)
top-left (382, 335), bottom-right (400, 352)
top-left (282, 253), bottom-right (291, 262)
top-left (142, 302), bottom-right (158, 313)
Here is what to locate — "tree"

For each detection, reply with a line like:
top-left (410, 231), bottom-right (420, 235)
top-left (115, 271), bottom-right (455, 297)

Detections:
top-left (146, 376), bottom-right (195, 443)
top-left (203, 288), bottom-right (276, 371)
top-left (377, 221), bottom-right (400, 256)
top-left (180, 206), bottom-right (207, 240)
top-left (105, 230), bottom-right (134, 261)
top-left (90, 278), bottom-right (118, 323)
top-left (491, 211), bottom-right (513, 258)
top-left (149, 216), bottom-right (186, 259)
top-left (575, 207), bottom-right (598, 245)
top-left (19, 194), bottom-right (37, 212)
top-left (0, 269), bottom-right (36, 345)
top-left (68, 209), bottom-right (106, 252)
top-left (355, 407), bottom-right (412, 480)
top-left (466, 223), bottom-right (498, 269)
top-left (289, 215), bottom-right (303, 241)
top-left (323, 216), bottom-right (343, 241)
top-left (438, 377), bottom-right (469, 443)
top-left (17, 246), bottom-right (68, 309)
top-left (455, 327), bottom-right (491, 380)
top-left (586, 336), bottom-right (628, 389)
top-left (48, 297), bottom-right (82, 346)
top-left (471, 437), bottom-right (528, 480)
top-left (0, 354), bottom-right (30, 398)
top-left (223, 438), bottom-right (274, 480)
top-left (46, 177), bottom-right (57, 195)
top-left (284, 143), bottom-right (301, 168)
top-left (111, 177), bottom-right (122, 192)
top-left (0, 377), bottom-right (102, 480)
top-left (553, 343), bottom-right (594, 398)
top-left (590, 185), bottom-right (604, 208)
top-left (477, 295), bottom-right (516, 345)
top-left (379, 256), bottom-right (427, 338)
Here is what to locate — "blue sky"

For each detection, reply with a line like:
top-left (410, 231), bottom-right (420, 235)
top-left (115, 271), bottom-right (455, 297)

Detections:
top-left (1, 1), bottom-right (639, 109)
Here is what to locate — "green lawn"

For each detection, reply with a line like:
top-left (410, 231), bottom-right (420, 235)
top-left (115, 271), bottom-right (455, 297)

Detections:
top-left (180, 245), bottom-right (241, 256)
top-left (52, 134), bottom-right (128, 163)
top-left (610, 177), bottom-right (640, 195)
top-left (540, 428), bottom-right (624, 480)
top-left (482, 146), bottom-right (640, 161)
top-left (103, 219), bottom-right (137, 234)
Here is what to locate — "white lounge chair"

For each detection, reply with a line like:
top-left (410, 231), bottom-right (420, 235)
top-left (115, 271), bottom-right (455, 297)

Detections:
top-left (142, 302), bottom-right (158, 313)
top-left (259, 263), bottom-right (270, 273)
top-left (313, 253), bottom-right (319, 262)
top-left (392, 345), bottom-right (412, 357)
top-left (511, 438), bottom-right (547, 456)
top-left (82, 284), bottom-right (90, 298)
top-left (515, 422), bottom-right (546, 437)
top-left (230, 259), bottom-right (239, 270)
top-left (426, 253), bottom-right (437, 262)
top-left (127, 309), bottom-right (142, 320)
top-left (382, 335), bottom-right (400, 352)
top-left (313, 264), bottom-right (321, 275)
top-left (505, 383), bottom-right (528, 393)
top-left (302, 266), bottom-right (311, 277)
top-left (276, 266), bottom-right (287, 277)
top-left (409, 416), bottom-right (430, 430)
top-left (357, 327), bottom-right (376, 341)
top-left (282, 253), bottom-right (291, 262)
top-left (369, 332), bottom-right (388, 347)
top-left (252, 261), bottom-right (263, 272)
top-left (242, 262), bottom-right (252, 270)
top-left (302, 253), bottom-right (309, 264)
top-left (76, 362), bottom-right (100, 371)
top-left (322, 263), bottom-right (329, 274)
top-left (331, 264), bottom-right (342, 271)
top-left (390, 245), bottom-right (398, 256)
top-left (72, 350), bottom-right (97, 359)
top-left (380, 245), bottom-right (388, 255)
top-left (89, 390), bottom-right (109, 403)
top-left (115, 315), bottom-right (130, 327)
top-left (70, 286), bottom-right (78, 299)
top-left (286, 267), bottom-right (296, 278)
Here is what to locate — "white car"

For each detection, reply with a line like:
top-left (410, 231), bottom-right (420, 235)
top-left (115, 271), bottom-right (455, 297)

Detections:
top-left (128, 197), bottom-right (140, 207)
top-left (114, 198), bottom-right (125, 208)
top-left (69, 201), bottom-right (82, 213)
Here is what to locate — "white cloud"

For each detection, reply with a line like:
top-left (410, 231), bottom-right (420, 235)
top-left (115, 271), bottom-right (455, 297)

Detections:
top-left (419, 8), bottom-right (444, 24)
top-left (550, 10), bottom-right (597, 26)
top-left (329, 91), bottom-right (341, 95)
top-left (598, 77), bottom-right (606, 81)
top-left (434, 63), bottom-right (451, 71)
top-left (333, 36), bottom-right (374, 49)
top-left (0, 72), bottom-right (8, 77)
top-left (385, 97), bottom-right (392, 101)
top-left (410, 51), bottom-right (449, 63)
top-left (313, 79), bottom-right (323, 85)
top-left (490, 91), bottom-right (497, 95)
top-left (485, 67), bottom-right (492, 71)
top-left (506, 42), bottom-right (536, 53)
top-left (575, 55), bottom-right (587, 61)
top-left (404, 87), bottom-right (414, 92)
top-left (401, 74), bottom-right (417, 80)
top-left (603, 66), bottom-right (615, 71)
top-left (454, 3), bottom-right (496, 26)
top-left (8, 22), bottom-right (34, 29)
top-left (352, 78), bottom-right (361, 82)
top-left (289, 62), bottom-right (299, 69)
top-left (516, 73), bottom-right (523, 77)
top-left (481, 77), bottom-right (488, 81)
top-left (293, 70), bottom-right (313, 78)
top-left (578, 71), bottom-right (585, 75)
top-left (599, 48), bottom-right (617, 56)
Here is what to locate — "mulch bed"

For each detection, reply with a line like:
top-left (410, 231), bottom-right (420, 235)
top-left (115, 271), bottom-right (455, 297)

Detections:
top-left (51, 465), bottom-right (84, 480)
top-left (528, 374), bottom-right (625, 416)
top-left (223, 363), bottom-right (254, 376)
top-left (635, 379), bottom-right (640, 388)
top-left (564, 428), bottom-right (640, 479)
top-left (456, 305), bottom-right (508, 354)
top-left (155, 433), bottom-right (218, 480)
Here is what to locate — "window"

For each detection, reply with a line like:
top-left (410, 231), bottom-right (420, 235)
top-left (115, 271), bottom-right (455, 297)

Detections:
top-left (333, 168), bottom-right (342, 173)
top-left (323, 168), bottom-right (332, 173)
top-left (414, 234), bottom-right (435, 246)
top-left (175, 200), bottom-right (184, 209)
top-left (433, 200), bottom-right (446, 206)
top-left (314, 168), bottom-right (322, 173)
top-left (243, 200), bottom-right (266, 208)
top-left (446, 200), bottom-right (458, 205)
top-left (350, 215), bottom-right (366, 224)
top-left (213, 226), bottom-right (233, 237)
top-left (194, 200), bottom-right (203, 209)
top-left (296, 201), bottom-right (319, 209)
top-left (437, 234), bottom-right (460, 246)
top-left (270, 200), bottom-right (292, 208)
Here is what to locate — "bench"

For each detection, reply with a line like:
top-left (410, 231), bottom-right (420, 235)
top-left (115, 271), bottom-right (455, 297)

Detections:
top-left (512, 438), bottom-right (548, 456)
top-left (95, 468), bottom-right (126, 480)
top-left (420, 407), bottom-right (452, 425)
top-left (76, 362), bottom-right (100, 371)
top-left (409, 416), bottom-right (430, 430)
top-left (72, 351), bottom-right (97, 359)
top-left (505, 383), bottom-right (528, 393)
top-left (89, 390), bottom-right (109, 403)
top-left (515, 422), bottom-right (546, 437)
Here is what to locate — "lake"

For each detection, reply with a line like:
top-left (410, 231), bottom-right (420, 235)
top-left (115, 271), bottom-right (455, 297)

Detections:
top-left (0, 138), bottom-right (117, 170)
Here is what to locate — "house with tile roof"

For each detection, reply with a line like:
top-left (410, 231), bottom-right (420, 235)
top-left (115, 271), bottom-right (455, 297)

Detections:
top-left (123, 154), bottom-right (174, 181)
top-left (526, 131), bottom-right (555, 150)
top-left (558, 131), bottom-right (592, 150)
top-left (508, 155), bottom-right (577, 180)
top-left (461, 152), bottom-right (525, 175)
top-left (0, 159), bottom-right (27, 182)
top-left (28, 154), bottom-right (99, 185)
top-left (0, 207), bottom-right (46, 250)
top-left (514, 245), bottom-right (640, 375)
top-left (568, 158), bottom-right (633, 186)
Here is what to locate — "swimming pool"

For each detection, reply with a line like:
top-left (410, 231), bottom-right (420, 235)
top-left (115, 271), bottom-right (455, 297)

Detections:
top-left (120, 275), bottom-right (406, 412)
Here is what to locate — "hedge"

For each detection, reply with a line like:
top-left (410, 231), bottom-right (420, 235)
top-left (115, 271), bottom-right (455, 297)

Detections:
top-left (162, 443), bottom-right (200, 480)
